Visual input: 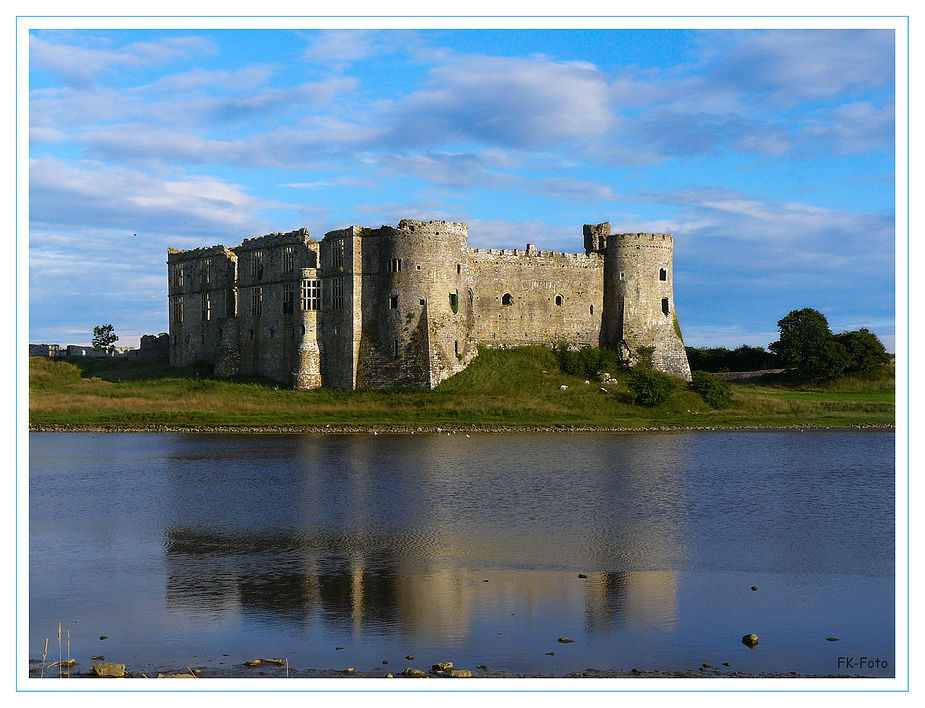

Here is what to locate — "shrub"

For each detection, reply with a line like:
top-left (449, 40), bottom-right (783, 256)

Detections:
top-left (627, 368), bottom-right (677, 406)
top-left (689, 370), bottom-right (733, 409)
top-left (554, 343), bottom-right (623, 379)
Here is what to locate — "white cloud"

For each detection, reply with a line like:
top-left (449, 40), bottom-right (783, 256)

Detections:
top-left (380, 54), bottom-right (613, 149)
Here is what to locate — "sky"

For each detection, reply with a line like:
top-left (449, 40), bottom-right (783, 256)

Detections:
top-left (24, 19), bottom-right (900, 351)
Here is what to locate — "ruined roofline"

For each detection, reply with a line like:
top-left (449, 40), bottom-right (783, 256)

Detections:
top-left (167, 244), bottom-right (236, 261)
top-left (237, 227), bottom-right (314, 251)
top-left (322, 219), bottom-right (468, 241)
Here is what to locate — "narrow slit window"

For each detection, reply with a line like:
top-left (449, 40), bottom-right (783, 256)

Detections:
top-left (390, 295), bottom-right (399, 309)
top-left (555, 295), bottom-right (563, 306)
top-left (659, 268), bottom-right (667, 281)
top-left (662, 298), bottom-right (670, 315)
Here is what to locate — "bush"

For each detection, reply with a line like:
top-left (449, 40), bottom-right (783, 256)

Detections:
top-left (689, 370), bottom-right (733, 409)
top-left (627, 368), bottom-right (677, 406)
top-left (554, 343), bottom-right (623, 379)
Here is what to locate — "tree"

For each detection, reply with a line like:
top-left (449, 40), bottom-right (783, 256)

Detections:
top-left (92, 324), bottom-right (119, 352)
top-left (834, 328), bottom-right (890, 375)
top-left (769, 308), bottom-right (846, 379)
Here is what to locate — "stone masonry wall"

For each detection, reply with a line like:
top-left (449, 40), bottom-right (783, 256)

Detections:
top-left (468, 245), bottom-right (604, 349)
top-left (168, 219), bottom-right (691, 389)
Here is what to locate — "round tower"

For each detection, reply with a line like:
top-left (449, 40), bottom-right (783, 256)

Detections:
top-left (380, 219), bottom-right (475, 386)
top-left (603, 232), bottom-right (691, 380)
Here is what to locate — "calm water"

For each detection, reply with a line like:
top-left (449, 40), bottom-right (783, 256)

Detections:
top-left (28, 430), bottom-right (895, 678)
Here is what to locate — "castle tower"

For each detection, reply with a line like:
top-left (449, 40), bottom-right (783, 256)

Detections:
top-left (592, 224), bottom-right (691, 380)
top-left (371, 219), bottom-right (475, 388)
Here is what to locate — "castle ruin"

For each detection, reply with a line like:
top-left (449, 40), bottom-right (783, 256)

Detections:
top-left (167, 220), bottom-right (691, 389)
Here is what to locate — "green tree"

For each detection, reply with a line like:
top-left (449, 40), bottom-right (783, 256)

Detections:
top-left (834, 328), bottom-right (891, 374)
top-left (769, 308), bottom-right (846, 379)
top-left (92, 324), bottom-right (119, 352)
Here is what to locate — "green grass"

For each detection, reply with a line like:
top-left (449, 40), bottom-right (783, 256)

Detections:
top-left (28, 348), bottom-right (895, 430)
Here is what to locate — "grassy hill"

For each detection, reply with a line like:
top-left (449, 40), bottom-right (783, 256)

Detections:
top-left (28, 347), bottom-right (895, 430)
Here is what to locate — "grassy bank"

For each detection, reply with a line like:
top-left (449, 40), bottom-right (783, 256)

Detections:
top-left (28, 347), bottom-right (895, 430)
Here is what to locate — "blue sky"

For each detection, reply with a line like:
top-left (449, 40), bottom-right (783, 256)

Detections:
top-left (25, 21), bottom-right (899, 351)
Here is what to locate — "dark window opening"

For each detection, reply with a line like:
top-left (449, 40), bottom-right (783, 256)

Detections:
top-left (393, 339), bottom-right (400, 358)
top-left (455, 340), bottom-right (459, 356)
top-left (502, 293), bottom-right (514, 306)
top-left (555, 295), bottom-right (563, 306)
top-left (389, 258), bottom-right (402, 273)
top-left (390, 295), bottom-right (398, 309)
top-left (457, 263), bottom-right (462, 274)
top-left (662, 298), bottom-right (670, 315)
top-left (659, 268), bottom-right (667, 281)
top-left (420, 299), bottom-right (426, 306)
top-left (449, 291), bottom-right (459, 313)
top-left (590, 305), bottom-right (594, 315)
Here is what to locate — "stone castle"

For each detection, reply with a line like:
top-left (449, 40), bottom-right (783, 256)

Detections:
top-left (167, 219), bottom-right (691, 389)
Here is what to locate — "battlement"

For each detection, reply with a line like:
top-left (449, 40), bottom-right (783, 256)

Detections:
top-left (239, 227), bottom-right (314, 251)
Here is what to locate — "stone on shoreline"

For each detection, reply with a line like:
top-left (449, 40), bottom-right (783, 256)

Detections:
top-left (90, 662), bottom-right (125, 678)
top-left (403, 667), bottom-right (426, 678)
top-left (742, 633), bottom-right (759, 648)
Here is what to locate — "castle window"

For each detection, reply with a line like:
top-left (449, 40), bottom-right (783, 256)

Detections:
top-left (170, 295), bottom-right (184, 323)
top-left (252, 287), bottom-right (263, 317)
top-left (620, 272), bottom-right (625, 281)
top-left (332, 278), bottom-right (345, 309)
top-left (502, 293), bottom-right (514, 306)
top-left (283, 246), bottom-right (295, 274)
top-left (420, 299), bottom-right (426, 306)
top-left (590, 305), bottom-right (594, 315)
top-left (250, 251), bottom-right (264, 280)
top-left (249, 328), bottom-right (254, 341)
top-left (226, 289), bottom-right (236, 318)
top-left (457, 264), bottom-right (462, 275)
top-left (449, 291), bottom-right (459, 313)
top-left (662, 298), bottom-right (670, 315)
top-left (282, 283), bottom-right (294, 314)
top-left (200, 258), bottom-right (211, 286)
top-left (201, 293), bottom-right (210, 321)
top-left (659, 268), bottom-right (667, 281)
top-left (555, 295), bottom-right (563, 306)
top-left (331, 240), bottom-right (345, 270)
top-left (389, 258), bottom-right (402, 273)
top-left (170, 263), bottom-right (184, 288)
top-left (301, 279), bottom-right (319, 311)
top-left (455, 340), bottom-right (459, 356)
top-left (390, 295), bottom-right (398, 309)
top-left (393, 339), bottom-right (400, 358)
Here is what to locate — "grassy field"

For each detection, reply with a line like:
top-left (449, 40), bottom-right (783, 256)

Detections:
top-left (27, 347), bottom-right (895, 430)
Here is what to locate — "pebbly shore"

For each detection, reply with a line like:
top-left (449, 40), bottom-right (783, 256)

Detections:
top-left (28, 423), bottom-right (894, 435)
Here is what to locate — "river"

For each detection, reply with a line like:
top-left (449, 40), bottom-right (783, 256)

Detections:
top-left (28, 429), bottom-right (895, 679)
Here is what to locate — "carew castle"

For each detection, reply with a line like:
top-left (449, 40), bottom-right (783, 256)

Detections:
top-left (168, 220), bottom-right (691, 389)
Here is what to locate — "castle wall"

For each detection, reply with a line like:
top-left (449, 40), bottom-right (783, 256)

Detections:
top-left (233, 229), bottom-right (319, 385)
top-left (168, 219), bottom-right (691, 389)
top-left (467, 245), bottom-right (604, 349)
top-left (167, 244), bottom-right (237, 368)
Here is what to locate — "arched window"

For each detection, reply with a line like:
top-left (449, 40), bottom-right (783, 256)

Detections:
top-left (502, 293), bottom-right (514, 306)
top-left (555, 295), bottom-right (563, 306)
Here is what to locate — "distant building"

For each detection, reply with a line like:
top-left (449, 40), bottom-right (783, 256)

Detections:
top-left (167, 219), bottom-right (691, 389)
